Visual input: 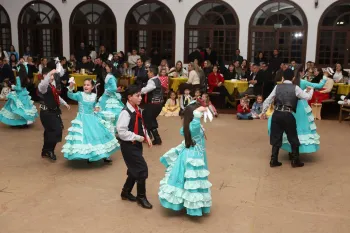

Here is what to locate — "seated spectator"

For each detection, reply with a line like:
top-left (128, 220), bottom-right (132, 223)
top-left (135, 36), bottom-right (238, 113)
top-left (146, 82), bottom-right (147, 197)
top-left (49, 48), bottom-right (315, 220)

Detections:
top-left (168, 60), bottom-right (188, 77)
top-left (158, 59), bottom-right (169, 74)
top-left (309, 67), bottom-right (335, 105)
top-left (159, 68), bottom-right (169, 94)
top-left (338, 92), bottom-right (350, 120)
top-left (68, 54), bottom-right (77, 73)
top-left (179, 62), bottom-right (201, 93)
top-left (223, 64), bottom-right (236, 80)
top-left (203, 60), bottom-right (213, 77)
top-left (233, 60), bottom-right (244, 79)
top-left (77, 56), bottom-right (93, 73)
top-left (128, 49), bottom-right (140, 69)
top-left (251, 95), bottom-right (263, 119)
top-left (0, 78), bottom-right (11, 100)
top-left (237, 97), bottom-right (253, 120)
top-left (159, 91), bottom-right (180, 117)
top-left (240, 64), bottom-right (263, 96)
top-left (119, 61), bottom-right (131, 76)
top-left (10, 54), bottom-right (17, 70)
top-left (333, 63), bottom-right (349, 83)
top-left (241, 59), bottom-right (248, 79)
top-left (208, 64), bottom-right (234, 102)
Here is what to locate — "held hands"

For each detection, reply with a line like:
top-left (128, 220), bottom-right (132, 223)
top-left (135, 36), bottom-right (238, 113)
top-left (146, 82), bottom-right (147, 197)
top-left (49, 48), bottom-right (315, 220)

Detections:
top-left (94, 107), bottom-right (100, 112)
top-left (147, 138), bottom-right (153, 148)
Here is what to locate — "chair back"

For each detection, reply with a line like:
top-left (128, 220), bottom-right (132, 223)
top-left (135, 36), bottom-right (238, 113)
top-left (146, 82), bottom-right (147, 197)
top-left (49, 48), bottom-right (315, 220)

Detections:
top-left (329, 85), bottom-right (339, 100)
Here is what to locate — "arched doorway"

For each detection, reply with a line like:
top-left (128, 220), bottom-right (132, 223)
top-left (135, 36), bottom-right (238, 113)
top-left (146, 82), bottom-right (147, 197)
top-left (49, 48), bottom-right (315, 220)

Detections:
top-left (18, 1), bottom-right (62, 58)
top-left (70, 1), bottom-right (117, 55)
top-left (0, 5), bottom-right (11, 51)
top-left (125, 1), bottom-right (175, 65)
top-left (248, 0), bottom-right (307, 64)
top-left (316, 0), bottom-right (350, 68)
top-left (185, 1), bottom-right (239, 64)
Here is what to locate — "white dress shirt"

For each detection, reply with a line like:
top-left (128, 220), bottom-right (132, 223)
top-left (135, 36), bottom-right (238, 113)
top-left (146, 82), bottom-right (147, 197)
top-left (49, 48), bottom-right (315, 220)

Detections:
top-left (141, 76), bottom-right (158, 94)
top-left (262, 80), bottom-right (313, 113)
top-left (117, 102), bottom-right (149, 142)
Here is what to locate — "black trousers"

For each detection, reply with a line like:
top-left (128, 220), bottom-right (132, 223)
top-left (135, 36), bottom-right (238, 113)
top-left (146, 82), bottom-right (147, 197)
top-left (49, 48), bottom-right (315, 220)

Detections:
top-left (143, 103), bottom-right (162, 130)
top-left (270, 111), bottom-right (300, 148)
top-left (40, 110), bottom-right (63, 153)
top-left (213, 86), bottom-right (232, 99)
top-left (120, 141), bottom-right (148, 181)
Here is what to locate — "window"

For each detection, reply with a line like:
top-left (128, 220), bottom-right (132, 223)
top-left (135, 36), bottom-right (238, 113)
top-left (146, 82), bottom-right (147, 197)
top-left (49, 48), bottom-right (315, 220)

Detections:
top-left (18, 1), bottom-right (62, 58)
top-left (125, 1), bottom-right (175, 65)
top-left (317, 0), bottom-right (350, 68)
top-left (185, 1), bottom-right (239, 64)
top-left (70, 1), bottom-right (116, 55)
top-left (0, 5), bottom-right (11, 51)
top-left (248, 0), bottom-right (307, 64)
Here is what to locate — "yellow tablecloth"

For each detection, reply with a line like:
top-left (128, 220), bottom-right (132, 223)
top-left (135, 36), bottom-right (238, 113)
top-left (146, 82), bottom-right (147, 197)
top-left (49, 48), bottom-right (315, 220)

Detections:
top-left (33, 73), bottom-right (97, 87)
top-left (170, 77), bottom-right (188, 92)
top-left (224, 80), bottom-right (249, 94)
top-left (334, 83), bottom-right (350, 95)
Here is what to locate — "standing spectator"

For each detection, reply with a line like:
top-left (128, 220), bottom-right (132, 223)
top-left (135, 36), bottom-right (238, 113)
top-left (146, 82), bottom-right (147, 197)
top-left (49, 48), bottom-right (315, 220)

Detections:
top-left (93, 57), bottom-right (104, 97)
top-left (205, 47), bottom-right (217, 66)
top-left (139, 47), bottom-right (149, 62)
top-left (261, 62), bottom-right (274, 99)
top-left (128, 49), bottom-right (140, 69)
top-left (254, 52), bottom-right (267, 65)
top-left (188, 46), bottom-right (203, 64)
top-left (134, 59), bottom-right (148, 87)
top-left (9, 45), bottom-right (19, 61)
top-left (269, 49), bottom-right (283, 76)
top-left (98, 45), bottom-right (108, 62)
top-left (89, 44), bottom-right (97, 61)
top-left (232, 49), bottom-right (243, 64)
top-left (76, 42), bottom-right (88, 64)
top-left (158, 68), bottom-right (169, 94)
top-left (23, 46), bottom-right (32, 57)
top-left (150, 48), bottom-right (161, 67)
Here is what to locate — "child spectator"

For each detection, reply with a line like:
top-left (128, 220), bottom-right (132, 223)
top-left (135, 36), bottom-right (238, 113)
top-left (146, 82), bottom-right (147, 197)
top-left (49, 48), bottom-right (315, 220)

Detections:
top-left (237, 97), bottom-right (253, 120)
top-left (158, 68), bottom-right (169, 94)
top-left (160, 91), bottom-right (180, 117)
top-left (0, 79), bottom-right (11, 100)
top-left (193, 88), bottom-right (201, 100)
top-left (179, 88), bottom-right (192, 115)
top-left (251, 95), bottom-right (263, 119)
top-left (201, 93), bottom-right (218, 117)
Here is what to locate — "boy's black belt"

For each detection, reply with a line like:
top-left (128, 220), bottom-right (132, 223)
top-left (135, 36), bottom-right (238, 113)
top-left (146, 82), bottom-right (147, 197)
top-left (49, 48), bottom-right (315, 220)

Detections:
top-left (40, 104), bottom-right (59, 111)
top-left (275, 105), bottom-right (293, 112)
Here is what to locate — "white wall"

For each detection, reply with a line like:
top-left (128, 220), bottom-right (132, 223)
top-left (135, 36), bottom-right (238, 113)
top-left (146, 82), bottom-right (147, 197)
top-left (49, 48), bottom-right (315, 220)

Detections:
top-left (0, 0), bottom-right (339, 63)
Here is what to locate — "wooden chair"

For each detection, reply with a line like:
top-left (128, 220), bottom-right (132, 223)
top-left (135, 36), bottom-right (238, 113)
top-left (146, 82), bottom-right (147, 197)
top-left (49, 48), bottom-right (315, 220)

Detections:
top-left (339, 104), bottom-right (350, 123)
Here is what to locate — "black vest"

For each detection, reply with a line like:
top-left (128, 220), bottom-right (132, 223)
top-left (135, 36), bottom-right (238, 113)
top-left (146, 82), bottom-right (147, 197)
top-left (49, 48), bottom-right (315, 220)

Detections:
top-left (274, 83), bottom-right (298, 112)
top-left (147, 77), bottom-right (163, 103)
top-left (39, 85), bottom-right (60, 110)
top-left (124, 107), bottom-right (145, 138)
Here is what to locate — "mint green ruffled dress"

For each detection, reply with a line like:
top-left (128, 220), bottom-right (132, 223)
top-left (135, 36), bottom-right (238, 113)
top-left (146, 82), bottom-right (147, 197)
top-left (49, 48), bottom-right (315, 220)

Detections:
top-left (159, 110), bottom-right (211, 216)
top-left (0, 76), bottom-right (38, 126)
top-left (62, 91), bottom-right (120, 161)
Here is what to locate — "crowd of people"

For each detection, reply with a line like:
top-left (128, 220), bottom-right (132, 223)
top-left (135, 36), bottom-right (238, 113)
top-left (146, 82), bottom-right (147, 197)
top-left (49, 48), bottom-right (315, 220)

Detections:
top-left (0, 42), bottom-right (350, 218)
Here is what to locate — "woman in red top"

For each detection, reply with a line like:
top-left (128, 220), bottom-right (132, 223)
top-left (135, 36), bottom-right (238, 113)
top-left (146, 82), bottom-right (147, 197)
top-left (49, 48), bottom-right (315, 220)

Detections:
top-left (207, 65), bottom-right (234, 102)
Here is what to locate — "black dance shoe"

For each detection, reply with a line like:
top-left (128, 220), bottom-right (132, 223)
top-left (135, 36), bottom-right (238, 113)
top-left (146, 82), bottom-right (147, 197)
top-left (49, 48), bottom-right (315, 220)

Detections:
top-left (103, 158), bottom-right (112, 163)
top-left (46, 151), bottom-right (57, 161)
top-left (121, 190), bottom-right (137, 202)
top-left (136, 196), bottom-right (153, 209)
top-left (291, 159), bottom-right (304, 168)
top-left (270, 160), bottom-right (282, 167)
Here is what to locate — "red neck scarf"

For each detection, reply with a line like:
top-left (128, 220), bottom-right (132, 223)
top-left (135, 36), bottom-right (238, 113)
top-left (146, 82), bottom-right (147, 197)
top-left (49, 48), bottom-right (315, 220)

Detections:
top-left (50, 84), bottom-right (60, 106)
top-left (129, 102), bottom-right (147, 143)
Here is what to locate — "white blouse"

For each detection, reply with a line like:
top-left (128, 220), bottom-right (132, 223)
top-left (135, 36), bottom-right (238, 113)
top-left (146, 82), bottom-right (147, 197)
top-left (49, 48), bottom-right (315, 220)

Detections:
top-left (187, 70), bottom-right (200, 85)
top-left (333, 71), bottom-right (343, 82)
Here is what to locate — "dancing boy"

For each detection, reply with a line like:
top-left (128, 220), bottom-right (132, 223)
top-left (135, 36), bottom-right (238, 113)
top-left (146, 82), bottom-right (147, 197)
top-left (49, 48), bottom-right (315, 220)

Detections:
top-left (141, 67), bottom-right (163, 145)
top-left (117, 85), bottom-right (153, 209)
top-left (261, 69), bottom-right (313, 168)
top-left (38, 68), bottom-right (70, 161)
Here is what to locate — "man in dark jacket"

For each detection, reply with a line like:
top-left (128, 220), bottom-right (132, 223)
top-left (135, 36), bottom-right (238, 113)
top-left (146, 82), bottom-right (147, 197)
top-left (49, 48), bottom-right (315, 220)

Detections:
top-left (240, 64), bottom-right (264, 96)
top-left (134, 59), bottom-right (148, 87)
top-left (205, 47), bottom-right (217, 65)
top-left (269, 49), bottom-right (283, 76)
top-left (188, 47), bottom-right (203, 64)
top-left (232, 49), bottom-right (243, 64)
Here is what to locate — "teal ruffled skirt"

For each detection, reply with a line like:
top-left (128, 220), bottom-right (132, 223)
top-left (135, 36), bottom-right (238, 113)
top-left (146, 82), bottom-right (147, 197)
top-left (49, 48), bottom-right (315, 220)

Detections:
top-left (62, 113), bottom-right (120, 161)
top-left (0, 90), bottom-right (38, 126)
top-left (268, 99), bottom-right (320, 153)
top-left (97, 93), bottom-right (124, 133)
top-left (158, 142), bottom-right (212, 216)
